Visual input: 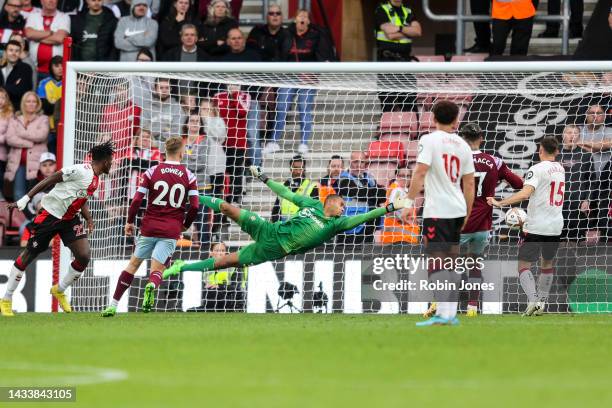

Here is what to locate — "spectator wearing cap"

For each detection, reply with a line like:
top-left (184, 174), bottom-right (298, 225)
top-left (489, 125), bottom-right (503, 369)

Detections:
top-left (0, 86), bottom-right (15, 199)
top-left (114, 0), bottom-right (158, 61)
top-left (0, 39), bottom-right (33, 112)
top-left (70, 0), bottom-right (118, 61)
top-left (24, 0), bottom-right (71, 77)
top-left (271, 154), bottom-right (319, 222)
top-left (4, 91), bottom-right (49, 200)
top-left (161, 23), bottom-right (209, 62)
top-left (197, 0), bottom-right (238, 57)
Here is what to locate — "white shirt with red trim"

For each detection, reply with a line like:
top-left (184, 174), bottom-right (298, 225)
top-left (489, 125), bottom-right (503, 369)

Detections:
top-left (41, 163), bottom-right (99, 220)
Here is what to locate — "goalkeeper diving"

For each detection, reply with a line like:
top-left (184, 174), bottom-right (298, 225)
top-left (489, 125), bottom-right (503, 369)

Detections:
top-left (163, 166), bottom-right (411, 277)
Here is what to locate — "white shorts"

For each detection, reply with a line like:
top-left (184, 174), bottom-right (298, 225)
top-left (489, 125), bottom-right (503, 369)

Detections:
top-left (134, 236), bottom-right (177, 264)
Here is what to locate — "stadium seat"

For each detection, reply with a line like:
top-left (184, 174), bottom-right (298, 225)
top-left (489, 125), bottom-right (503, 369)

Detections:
top-left (418, 111), bottom-right (436, 135)
top-left (379, 112), bottom-right (418, 138)
top-left (367, 141), bottom-right (405, 187)
top-left (415, 55), bottom-right (445, 63)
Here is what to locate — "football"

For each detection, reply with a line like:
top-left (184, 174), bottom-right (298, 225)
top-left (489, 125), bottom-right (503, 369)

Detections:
top-left (505, 208), bottom-right (527, 229)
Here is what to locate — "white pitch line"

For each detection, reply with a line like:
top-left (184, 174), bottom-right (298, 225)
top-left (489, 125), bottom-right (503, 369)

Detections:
top-left (0, 363), bottom-right (128, 386)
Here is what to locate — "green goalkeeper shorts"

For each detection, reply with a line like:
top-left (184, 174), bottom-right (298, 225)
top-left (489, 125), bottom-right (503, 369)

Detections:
top-left (237, 210), bottom-right (287, 266)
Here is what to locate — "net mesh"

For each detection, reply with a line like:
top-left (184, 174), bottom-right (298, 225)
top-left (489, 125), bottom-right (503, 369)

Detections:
top-left (65, 68), bottom-right (612, 314)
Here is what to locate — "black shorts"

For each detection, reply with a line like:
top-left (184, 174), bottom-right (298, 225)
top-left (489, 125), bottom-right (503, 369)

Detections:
top-left (518, 233), bottom-right (561, 262)
top-left (422, 217), bottom-right (464, 253)
top-left (27, 209), bottom-right (87, 252)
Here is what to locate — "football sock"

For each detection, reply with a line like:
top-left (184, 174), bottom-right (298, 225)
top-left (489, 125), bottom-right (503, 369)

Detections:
top-left (3, 264), bottom-right (25, 301)
top-left (537, 268), bottom-right (554, 301)
top-left (112, 270), bottom-right (134, 304)
top-left (58, 260), bottom-right (86, 293)
top-left (199, 195), bottom-right (224, 212)
top-left (468, 266), bottom-right (482, 307)
top-left (149, 270), bottom-right (162, 288)
top-left (519, 267), bottom-right (538, 303)
top-left (181, 257), bottom-right (216, 272)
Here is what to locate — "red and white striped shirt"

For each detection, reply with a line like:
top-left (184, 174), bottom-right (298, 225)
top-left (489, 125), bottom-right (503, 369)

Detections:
top-left (41, 163), bottom-right (99, 220)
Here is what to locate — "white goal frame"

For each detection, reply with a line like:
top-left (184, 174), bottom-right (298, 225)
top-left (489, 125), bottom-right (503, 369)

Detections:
top-left (59, 60), bottom-right (612, 313)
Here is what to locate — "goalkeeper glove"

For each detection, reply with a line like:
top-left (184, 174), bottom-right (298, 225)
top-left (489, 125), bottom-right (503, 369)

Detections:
top-left (16, 195), bottom-right (30, 211)
top-left (249, 165), bottom-right (269, 183)
top-left (386, 197), bottom-right (414, 213)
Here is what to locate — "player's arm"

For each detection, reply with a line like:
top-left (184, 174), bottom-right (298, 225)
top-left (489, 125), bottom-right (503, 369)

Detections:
top-left (183, 180), bottom-right (200, 231)
top-left (462, 172), bottom-right (475, 228)
top-left (337, 194), bottom-right (411, 232)
top-left (81, 202), bottom-right (94, 234)
top-left (126, 173), bottom-right (151, 236)
top-left (250, 166), bottom-right (319, 208)
top-left (499, 162), bottom-right (524, 190)
top-left (487, 185), bottom-right (534, 208)
top-left (8, 171), bottom-right (63, 211)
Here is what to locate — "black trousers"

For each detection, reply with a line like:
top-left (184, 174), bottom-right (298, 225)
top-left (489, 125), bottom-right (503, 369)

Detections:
top-left (471, 0), bottom-right (491, 47)
top-left (224, 147), bottom-right (247, 204)
top-left (492, 17), bottom-right (534, 56)
top-left (545, 0), bottom-right (584, 34)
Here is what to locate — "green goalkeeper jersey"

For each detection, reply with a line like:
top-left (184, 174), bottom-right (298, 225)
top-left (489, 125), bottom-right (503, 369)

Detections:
top-left (267, 181), bottom-right (387, 255)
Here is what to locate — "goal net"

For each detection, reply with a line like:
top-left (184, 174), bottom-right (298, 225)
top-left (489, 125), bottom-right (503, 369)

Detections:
top-left (61, 62), bottom-right (612, 314)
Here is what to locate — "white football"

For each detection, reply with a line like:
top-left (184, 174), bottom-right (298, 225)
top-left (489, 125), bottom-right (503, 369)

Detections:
top-left (505, 208), bottom-right (527, 229)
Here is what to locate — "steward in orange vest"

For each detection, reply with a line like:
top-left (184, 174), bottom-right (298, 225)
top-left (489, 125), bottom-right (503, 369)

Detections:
top-left (491, 0), bottom-right (537, 56)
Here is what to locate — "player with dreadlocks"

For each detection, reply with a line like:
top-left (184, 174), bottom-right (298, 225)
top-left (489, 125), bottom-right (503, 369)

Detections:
top-left (1, 141), bottom-right (115, 317)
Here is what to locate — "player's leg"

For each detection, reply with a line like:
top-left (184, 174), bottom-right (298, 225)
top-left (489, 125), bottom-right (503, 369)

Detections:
top-left (534, 237), bottom-right (560, 315)
top-left (164, 252), bottom-right (241, 278)
top-left (1, 248), bottom-right (42, 317)
top-left (51, 237), bottom-right (91, 313)
top-left (1, 211), bottom-right (56, 316)
top-left (517, 233), bottom-right (540, 316)
top-left (142, 239), bottom-right (177, 313)
top-left (465, 231), bottom-right (489, 317)
top-left (101, 255), bottom-right (145, 317)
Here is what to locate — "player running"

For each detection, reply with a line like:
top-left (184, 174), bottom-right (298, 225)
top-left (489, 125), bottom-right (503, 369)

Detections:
top-left (162, 167), bottom-right (410, 278)
top-left (432, 123), bottom-right (524, 318)
top-left (406, 101), bottom-right (475, 327)
top-left (101, 137), bottom-right (199, 317)
top-left (1, 142), bottom-right (115, 317)
top-left (488, 136), bottom-right (565, 316)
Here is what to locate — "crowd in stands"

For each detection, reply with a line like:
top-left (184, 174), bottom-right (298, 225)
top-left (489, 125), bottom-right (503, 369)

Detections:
top-left (0, 0), bottom-right (611, 248)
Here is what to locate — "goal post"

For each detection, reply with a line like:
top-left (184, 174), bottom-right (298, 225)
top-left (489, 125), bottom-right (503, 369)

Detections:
top-left (59, 61), bottom-right (612, 314)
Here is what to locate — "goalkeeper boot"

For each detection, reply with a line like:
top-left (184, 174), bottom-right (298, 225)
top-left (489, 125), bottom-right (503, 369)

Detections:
top-left (162, 260), bottom-right (184, 279)
top-left (423, 302), bottom-right (437, 318)
top-left (50, 285), bottom-right (72, 313)
top-left (466, 304), bottom-right (478, 317)
top-left (416, 316), bottom-right (459, 327)
top-left (142, 283), bottom-right (156, 313)
top-left (100, 306), bottom-right (117, 317)
top-left (522, 301), bottom-right (540, 317)
top-left (0, 299), bottom-right (14, 317)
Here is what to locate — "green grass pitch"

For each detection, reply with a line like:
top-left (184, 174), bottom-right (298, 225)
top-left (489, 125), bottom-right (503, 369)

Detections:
top-left (1, 313), bottom-right (611, 408)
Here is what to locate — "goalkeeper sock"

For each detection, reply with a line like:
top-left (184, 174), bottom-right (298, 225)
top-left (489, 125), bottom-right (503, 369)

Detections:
top-left (199, 195), bottom-right (224, 212)
top-left (181, 257), bottom-right (216, 272)
top-left (111, 270), bottom-right (134, 306)
top-left (537, 268), bottom-right (554, 301)
top-left (58, 260), bottom-right (86, 293)
top-left (519, 267), bottom-right (538, 303)
top-left (3, 263), bottom-right (25, 301)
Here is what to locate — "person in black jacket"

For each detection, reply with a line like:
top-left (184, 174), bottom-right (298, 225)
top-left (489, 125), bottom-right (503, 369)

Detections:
top-left (161, 23), bottom-right (210, 61)
top-left (246, 3), bottom-right (287, 62)
top-left (265, 9), bottom-right (334, 156)
top-left (157, 0), bottom-right (202, 57)
top-left (197, 0), bottom-right (238, 57)
top-left (70, 0), bottom-right (118, 61)
top-left (0, 40), bottom-right (33, 111)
